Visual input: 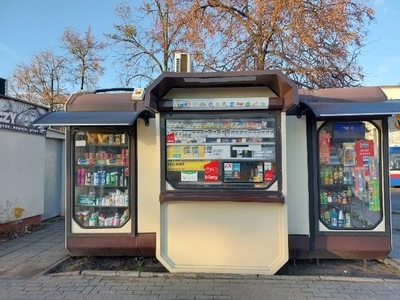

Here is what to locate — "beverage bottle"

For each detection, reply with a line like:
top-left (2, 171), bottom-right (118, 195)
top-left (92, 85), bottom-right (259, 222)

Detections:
top-left (330, 209), bottom-right (338, 228)
top-left (324, 209), bottom-right (331, 225)
top-left (120, 170), bottom-right (124, 186)
top-left (320, 168), bottom-right (325, 184)
top-left (343, 168), bottom-right (348, 184)
top-left (106, 172), bottom-right (110, 186)
top-left (338, 209), bottom-right (344, 227)
top-left (113, 213), bottom-right (120, 226)
top-left (345, 212), bottom-right (351, 227)
top-left (93, 171), bottom-right (99, 186)
top-left (327, 191), bottom-right (333, 203)
top-left (324, 168), bottom-right (330, 185)
top-left (89, 214), bottom-right (97, 226)
top-left (100, 171), bottom-right (106, 186)
top-left (120, 209), bottom-right (129, 225)
top-left (338, 166), bottom-right (343, 184)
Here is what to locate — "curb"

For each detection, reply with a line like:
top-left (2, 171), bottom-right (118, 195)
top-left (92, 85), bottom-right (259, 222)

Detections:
top-left (48, 269), bottom-right (400, 282)
top-left (383, 257), bottom-right (400, 270)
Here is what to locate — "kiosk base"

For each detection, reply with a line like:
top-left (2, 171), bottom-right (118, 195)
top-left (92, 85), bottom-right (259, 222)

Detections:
top-left (67, 233), bottom-right (156, 257)
top-left (289, 234), bottom-right (391, 259)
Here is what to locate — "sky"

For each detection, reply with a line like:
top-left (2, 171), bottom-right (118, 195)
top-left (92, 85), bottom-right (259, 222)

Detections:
top-left (0, 0), bottom-right (399, 91)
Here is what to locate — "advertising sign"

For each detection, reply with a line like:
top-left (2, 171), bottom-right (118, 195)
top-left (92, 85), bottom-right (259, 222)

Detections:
top-left (0, 96), bottom-right (48, 135)
top-left (173, 97), bottom-right (269, 110)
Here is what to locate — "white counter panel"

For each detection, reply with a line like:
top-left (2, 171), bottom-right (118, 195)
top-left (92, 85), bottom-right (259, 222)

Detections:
top-left (157, 201), bottom-right (288, 275)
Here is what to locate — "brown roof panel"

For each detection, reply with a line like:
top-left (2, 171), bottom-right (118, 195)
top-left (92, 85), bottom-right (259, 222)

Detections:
top-left (298, 86), bottom-right (387, 102)
top-left (65, 89), bottom-right (145, 112)
top-left (145, 70), bottom-right (298, 112)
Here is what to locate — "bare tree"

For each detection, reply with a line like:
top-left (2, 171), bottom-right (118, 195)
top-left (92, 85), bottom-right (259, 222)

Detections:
top-left (110, 0), bottom-right (374, 89)
top-left (108, 0), bottom-right (196, 87)
top-left (62, 26), bottom-right (106, 90)
top-left (9, 50), bottom-right (68, 111)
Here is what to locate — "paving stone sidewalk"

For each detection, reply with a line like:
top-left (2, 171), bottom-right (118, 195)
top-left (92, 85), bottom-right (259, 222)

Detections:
top-left (0, 217), bottom-right (400, 299)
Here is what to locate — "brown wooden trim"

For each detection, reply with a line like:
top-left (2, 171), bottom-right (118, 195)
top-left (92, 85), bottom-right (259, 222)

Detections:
top-left (288, 234), bottom-right (391, 260)
top-left (159, 191), bottom-right (284, 203)
top-left (67, 233), bottom-right (156, 257)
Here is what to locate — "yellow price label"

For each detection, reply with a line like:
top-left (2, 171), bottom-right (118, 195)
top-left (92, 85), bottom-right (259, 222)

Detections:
top-left (167, 160), bottom-right (211, 171)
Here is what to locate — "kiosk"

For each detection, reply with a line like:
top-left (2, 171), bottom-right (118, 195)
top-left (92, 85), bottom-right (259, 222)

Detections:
top-left (286, 87), bottom-right (400, 259)
top-left (145, 70), bottom-right (297, 274)
top-left (33, 88), bottom-right (157, 256)
top-left (33, 70), bottom-right (400, 275)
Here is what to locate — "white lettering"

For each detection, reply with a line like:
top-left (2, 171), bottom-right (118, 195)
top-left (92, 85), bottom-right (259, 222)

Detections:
top-left (0, 112), bottom-right (17, 124)
top-left (205, 175), bottom-right (219, 181)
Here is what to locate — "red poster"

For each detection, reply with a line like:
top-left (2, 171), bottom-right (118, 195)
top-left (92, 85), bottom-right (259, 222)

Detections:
top-left (166, 132), bottom-right (175, 143)
top-left (264, 170), bottom-right (274, 182)
top-left (319, 132), bottom-right (331, 164)
top-left (264, 162), bottom-right (274, 181)
top-left (355, 140), bottom-right (374, 167)
top-left (204, 161), bottom-right (219, 182)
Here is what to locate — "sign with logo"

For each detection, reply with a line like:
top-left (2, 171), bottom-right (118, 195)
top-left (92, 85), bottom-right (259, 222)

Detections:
top-left (0, 96), bottom-right (48, 135)
top-left (173, 97), bottom-right (269, 110)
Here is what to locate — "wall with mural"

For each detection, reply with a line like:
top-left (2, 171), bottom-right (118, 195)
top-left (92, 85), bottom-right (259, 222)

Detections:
top-left (0, 96), bottom-right (48, 135)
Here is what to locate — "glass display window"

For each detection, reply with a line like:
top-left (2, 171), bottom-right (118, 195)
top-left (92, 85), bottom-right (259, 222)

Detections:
top-left (73, 130), bottom-right (131, 228)
top-left (164, 114), bottom-right (278, 190)
top-left (318, 121), bottom-right (382, 230)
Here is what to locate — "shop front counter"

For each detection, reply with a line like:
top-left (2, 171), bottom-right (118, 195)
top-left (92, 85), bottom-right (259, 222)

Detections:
top-left (145, 70), bottom-right (297, 275)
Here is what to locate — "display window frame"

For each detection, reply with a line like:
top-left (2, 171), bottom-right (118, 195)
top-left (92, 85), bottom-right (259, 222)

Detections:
top-left (317, 120), bottom-right (383, 231)
top-left (161, 111), bottom-right (281, 192)
top-left (71, 126), bottom-right (136, 230)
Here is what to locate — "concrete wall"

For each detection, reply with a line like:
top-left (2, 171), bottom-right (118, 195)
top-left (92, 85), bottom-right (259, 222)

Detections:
top-left (0, 130), bottom-right (45, 223)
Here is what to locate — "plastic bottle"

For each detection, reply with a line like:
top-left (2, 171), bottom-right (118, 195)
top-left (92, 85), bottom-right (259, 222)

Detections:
top-left (89, 213), bottom-right (97, 226)
top-left (330, 209), bottom-right (338, 228)
top-left (327, 192), bottom-right (333, 203)
top-left (333, 167), bottom-right (338, 184)
top-left (93, 171), bottom-right (99, 186)
top-left (113, 213), bottom-right (120, 226)
top-left (120, 170), bottom-right (124, 187)
top-left (338, 209), bottom-right (344, 227)
top-left (100, 171), bottom-right (106, 186)
top-left (120, 209), bottom-right (129, 225)
top-left (324, 168), bottom-right (330, 185)
top-left (338, 166), bottom-right (343, 184)
top-left (106, 172), bottom-right (110, 186)
top-left (345, 212), bottom-right (351, 227)
top-left (324, 209), bottom-right (331, 225)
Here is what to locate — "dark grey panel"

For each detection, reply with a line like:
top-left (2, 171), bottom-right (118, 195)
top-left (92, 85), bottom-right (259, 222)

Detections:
top-left (33, 110), bottom-right (149, 126)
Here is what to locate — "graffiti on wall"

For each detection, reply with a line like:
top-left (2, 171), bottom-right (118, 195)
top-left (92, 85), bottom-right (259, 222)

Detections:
top-left (0, 96), bottom-right (48, 135)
